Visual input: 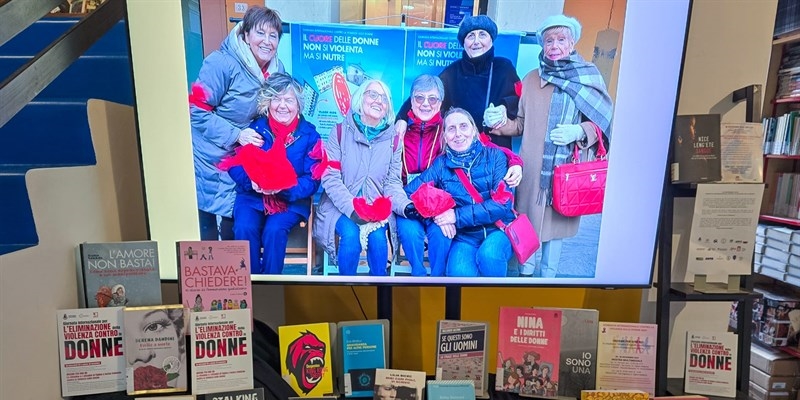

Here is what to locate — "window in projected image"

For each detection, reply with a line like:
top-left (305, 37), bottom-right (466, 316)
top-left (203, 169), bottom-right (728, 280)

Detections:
top-left (151, 1), bottom-right (690, 286)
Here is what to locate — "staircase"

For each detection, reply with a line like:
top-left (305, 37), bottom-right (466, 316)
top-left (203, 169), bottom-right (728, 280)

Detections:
top-left (0, 0), bottom-right (132, 255)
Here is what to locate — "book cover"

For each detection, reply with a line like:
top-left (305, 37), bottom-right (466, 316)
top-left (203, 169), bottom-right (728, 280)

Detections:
top-left (206, 387), bottom-right (264, 400)
top-left (547, 308), bottom-right (599, 399)
top-left (435, 320), bottom-right (488, 399)
top-left (683, 331), bottom-right (737, 398)
top-left (427, 380), bottom-right (476, 400)
top-left (671, 114), bottom-right (722, 184)
top-left (190, 309), bottom-right (253, 394)
top-left (279, 322), bottom-right (336, 397)
top-left (338, 320), bottom-right (388, 397)
top-left (123, 304), bottom-right (187, 395)
top-left (57, 307), bottom-right (125, 397)
top-left (177, 241), bottom-right (252, 319)
top-left (580, 390), bottom-right (648, 400)
top-left (76, 241), bottom-right (161, 308)
top-left (373, 368), bottom-right (427, 400)
top-left (596, 322), bottom-right (657, 397)
top-left (495, 307), bottom-right (562, 397)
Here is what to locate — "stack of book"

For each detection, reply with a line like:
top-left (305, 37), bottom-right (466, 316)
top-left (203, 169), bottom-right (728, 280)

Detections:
top-left (756, 225), bottom-right (800, 283)
top-left (750, 344), bottom-right (800, 400)
top-left (775, 42), bottom-right (800, 101)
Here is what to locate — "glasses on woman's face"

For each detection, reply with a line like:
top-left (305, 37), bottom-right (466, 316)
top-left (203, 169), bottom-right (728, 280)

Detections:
top-left (364, 89), bottom-right (389, 105)
top-left (412, 95), bottom-right (440, 106)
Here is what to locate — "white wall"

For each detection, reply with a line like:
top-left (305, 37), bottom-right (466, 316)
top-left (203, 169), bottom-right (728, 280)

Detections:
top-left (0, 100), bottom-right (146, 400)
top-left (269, 0), bottom-right (340, 23)
top-left (487, 0), bottom-right (564, 32)
top-left (639, 0), bottom-right (778, 378)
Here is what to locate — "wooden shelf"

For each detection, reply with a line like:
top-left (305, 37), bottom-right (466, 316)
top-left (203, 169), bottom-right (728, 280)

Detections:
top-left (759, 214), bottom-right (800, 227)
top-left (669, 283), bottom-right (761, 302)
top-left (774, 96), bottom-right (800, 104)
top-left (774, 30), bottom-right (800, 45)
top-left (667, 378), bottom-right (749, 400)
top-left (764, 154), bottom-right (800, 160)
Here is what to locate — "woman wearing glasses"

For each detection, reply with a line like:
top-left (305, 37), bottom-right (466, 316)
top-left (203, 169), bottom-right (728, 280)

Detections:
top-left (314, 80), bottom-right (413, 276)
top-left (397, 74), bottom-right (523, 276)
top-left (227, 73), bottom-right (321, 274)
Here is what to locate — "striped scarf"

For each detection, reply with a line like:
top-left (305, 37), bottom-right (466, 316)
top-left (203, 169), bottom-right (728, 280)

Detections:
top-left (538, 51), bottom-right (613, 205)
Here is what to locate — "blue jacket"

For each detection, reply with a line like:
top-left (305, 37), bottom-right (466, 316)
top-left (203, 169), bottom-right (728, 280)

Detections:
top-left (189, 23), bottom-right (285, 217)
top-left (228, 117), bottom-right (321, 219)
top-left (405, 144), bottom-right (515, 246)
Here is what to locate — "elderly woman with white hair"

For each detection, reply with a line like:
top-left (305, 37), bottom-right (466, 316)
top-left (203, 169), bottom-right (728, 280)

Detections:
top-left (491, 14), bottom-right (614, 278)
top-left (313, 79), bottom-right (413, 276)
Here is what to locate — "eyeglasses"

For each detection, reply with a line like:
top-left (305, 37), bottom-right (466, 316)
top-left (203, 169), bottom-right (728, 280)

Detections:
top-left (412, 95), bottom-right (440, 106)
top-left (364, 90), bottom-right (389, 104)
top-left (270, 96), bottom-right (297, 106)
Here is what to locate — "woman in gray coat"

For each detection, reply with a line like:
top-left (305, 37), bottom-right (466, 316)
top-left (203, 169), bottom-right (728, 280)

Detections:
top-left (189, 6), bottom-right (285, 240)
top-left (313, 80), bottom-right (415, 276)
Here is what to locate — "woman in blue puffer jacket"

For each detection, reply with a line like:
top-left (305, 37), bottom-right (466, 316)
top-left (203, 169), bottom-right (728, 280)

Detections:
top-left (404, 107), bottom-right (515, 277)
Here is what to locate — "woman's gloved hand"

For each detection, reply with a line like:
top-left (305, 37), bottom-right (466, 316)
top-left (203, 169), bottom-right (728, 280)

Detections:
top-left (549, 124), bottom-right (585, 146)
top-left (483, 103), bottom-right (507, 129)
top-left (404, 203), bottom-right (423, 220)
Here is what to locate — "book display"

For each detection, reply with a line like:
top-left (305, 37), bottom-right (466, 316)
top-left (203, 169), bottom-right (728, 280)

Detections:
top-left (338, 319), bottom-right (389, 397)
top-left (76, 241), bottom-right (162, 308)
top-left (57, 307), bottom-right (126, 397)
top-left (435, 320), bottom-right (488, 398)
top-left (683, 331), bottom-right (738, 398)
top-left (123, 304), bottom-right (188, 395)
top-left (190, 309), bottom-right (253, 394)
top-left (279, 322), bottom-right (337, 397)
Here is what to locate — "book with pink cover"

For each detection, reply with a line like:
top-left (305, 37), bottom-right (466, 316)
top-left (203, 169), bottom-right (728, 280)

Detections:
top-left (176, 241), bottom-right (251, 319)
top-left (495, 307), bottom-right (562, 398)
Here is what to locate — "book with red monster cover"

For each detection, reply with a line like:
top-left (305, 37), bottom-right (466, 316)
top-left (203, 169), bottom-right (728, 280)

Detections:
top-left (279, 322), bottom-right (337, 397)
top-left (124, 305), bottom-right (187, 395)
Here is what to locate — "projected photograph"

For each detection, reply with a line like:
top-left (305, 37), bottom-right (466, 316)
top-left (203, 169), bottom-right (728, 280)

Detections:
top-left (162, 0), bottom-right (689, 286)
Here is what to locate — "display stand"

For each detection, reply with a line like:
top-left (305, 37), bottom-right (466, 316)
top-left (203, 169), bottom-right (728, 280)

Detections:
top-left (654, 85), bottom-right (763, 399)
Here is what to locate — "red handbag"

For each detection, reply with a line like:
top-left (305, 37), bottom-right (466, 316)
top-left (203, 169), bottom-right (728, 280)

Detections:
top-left (552, 124), bottom-right (608, 217)
top-left (454, 170), bottom-right (540, 264)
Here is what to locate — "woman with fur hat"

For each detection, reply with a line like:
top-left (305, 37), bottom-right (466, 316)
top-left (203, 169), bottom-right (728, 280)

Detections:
top-left (394, 15), bottom-right (521, 151)
top-left (491, 14), bottom-right (613, 278)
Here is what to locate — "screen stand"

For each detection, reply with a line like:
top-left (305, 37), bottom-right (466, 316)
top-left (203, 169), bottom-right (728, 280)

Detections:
top-left (377, 285), bottom-right (393, 366)
top-left (445, 286), bottom-right (461, 320)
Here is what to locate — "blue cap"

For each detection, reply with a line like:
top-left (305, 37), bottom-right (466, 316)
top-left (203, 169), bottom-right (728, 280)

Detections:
top-left (457, 15), bottom-right (498, 45)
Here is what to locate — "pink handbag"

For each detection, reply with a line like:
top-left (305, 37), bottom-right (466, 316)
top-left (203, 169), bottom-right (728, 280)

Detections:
top-left (552, 124), bottom-right (608, 217)
top-left (455, 170), bottom-right (540, 264)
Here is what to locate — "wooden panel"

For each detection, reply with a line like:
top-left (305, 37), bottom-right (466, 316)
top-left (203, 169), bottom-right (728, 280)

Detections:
top-left (225, 0), bottom-right (263, 31)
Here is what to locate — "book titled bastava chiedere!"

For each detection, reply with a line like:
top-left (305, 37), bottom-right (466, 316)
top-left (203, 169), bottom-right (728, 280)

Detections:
top-left (124, 305), bottom-right (188, 395)
top-left (177, 241), bottom-right (252, 318)
top-left (57, 307), bottom-right (125, 397)
top-left (279, 322), bottom-right (336, 397)
top-left (191, 309), bottom-right (253, 395)
top-left (495, 307), bottom-right (562, 398)
top-left (76, 241), bottom-right (161, 308)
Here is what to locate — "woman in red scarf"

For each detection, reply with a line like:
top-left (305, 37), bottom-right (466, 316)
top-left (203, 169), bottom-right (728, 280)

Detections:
top-left (226, 73), bottom-right (321, 274)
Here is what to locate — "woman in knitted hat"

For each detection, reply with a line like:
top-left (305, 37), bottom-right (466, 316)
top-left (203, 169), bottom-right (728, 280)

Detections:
top-left (394, 15), bottom-right (521, 152)
top-left (491, 14), bottom-right (613, 278)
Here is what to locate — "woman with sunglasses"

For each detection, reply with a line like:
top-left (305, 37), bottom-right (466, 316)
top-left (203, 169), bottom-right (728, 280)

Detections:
top-left (314, 80), bottom-right (413, 276)
top-left (397, 74), bottom-right (523, 276)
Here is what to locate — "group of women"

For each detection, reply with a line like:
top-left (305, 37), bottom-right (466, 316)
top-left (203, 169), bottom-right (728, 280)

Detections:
top-left (188, 6), bottom-right (613, 278)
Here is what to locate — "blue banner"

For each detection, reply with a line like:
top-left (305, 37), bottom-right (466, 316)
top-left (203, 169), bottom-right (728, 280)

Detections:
top-left (290, 23), bottom-right (522, 138)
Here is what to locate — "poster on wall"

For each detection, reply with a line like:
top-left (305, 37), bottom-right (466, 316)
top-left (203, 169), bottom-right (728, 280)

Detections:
top-left (290, 22), bottom-right (523, 138)
top-left (290, 23), bottom-right (406, 137)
